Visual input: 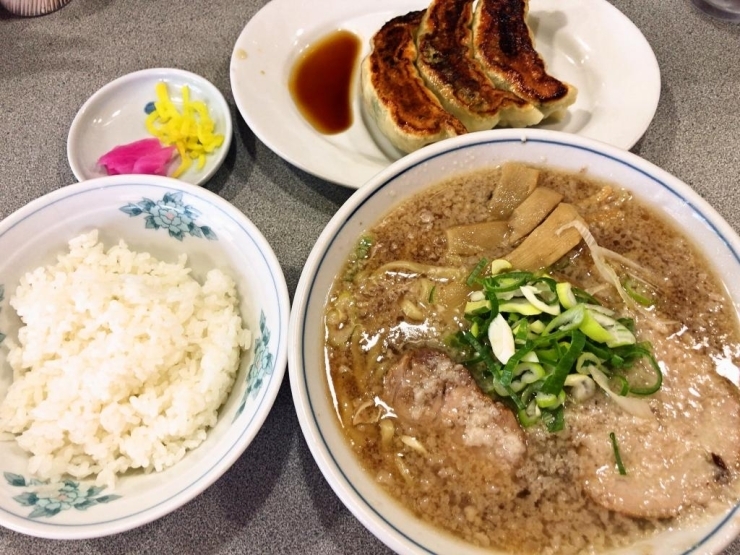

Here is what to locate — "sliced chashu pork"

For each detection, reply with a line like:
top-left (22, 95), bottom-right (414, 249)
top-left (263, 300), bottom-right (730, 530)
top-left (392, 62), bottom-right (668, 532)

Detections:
top-left (415, 0), bottom-right (543, 131)
top-left (361, 10), bottom-right (467, 154)
top-left (572, 325), bottom-right (740, 518)
top-left (472, 0), bottom-right (577, 119)
top-left (383, 349), bottom-right (526, 470)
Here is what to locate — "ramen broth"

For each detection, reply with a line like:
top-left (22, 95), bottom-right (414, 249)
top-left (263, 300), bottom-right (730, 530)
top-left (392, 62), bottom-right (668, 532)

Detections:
top-left (322, 164), bottom-right (740, 554)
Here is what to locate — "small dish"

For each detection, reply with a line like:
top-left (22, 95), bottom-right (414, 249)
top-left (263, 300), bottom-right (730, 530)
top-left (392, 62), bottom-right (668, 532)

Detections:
top-left (67, 68), bottom-right (232, 187)
top-left (230, 0), bottom-right (661, 188)
top-left (0, 174), bottom-right (289, 539)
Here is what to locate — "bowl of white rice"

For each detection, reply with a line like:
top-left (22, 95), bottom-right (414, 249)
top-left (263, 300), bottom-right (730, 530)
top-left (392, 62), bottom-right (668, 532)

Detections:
top-left (0, 174), bottom-right (290, 539)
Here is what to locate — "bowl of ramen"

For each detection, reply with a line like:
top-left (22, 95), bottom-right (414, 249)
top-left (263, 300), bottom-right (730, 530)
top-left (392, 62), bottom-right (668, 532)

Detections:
top-left (0, 174), bottom-right (290, 538)
top-left (288, 128), bottom-right (740, 555)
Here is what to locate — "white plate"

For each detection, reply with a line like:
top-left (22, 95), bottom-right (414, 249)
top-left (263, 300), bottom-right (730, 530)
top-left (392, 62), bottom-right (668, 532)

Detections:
top-left (68, 68), bottom-right (233, 187)
top-left (230, 0), bottom-right (661, 189)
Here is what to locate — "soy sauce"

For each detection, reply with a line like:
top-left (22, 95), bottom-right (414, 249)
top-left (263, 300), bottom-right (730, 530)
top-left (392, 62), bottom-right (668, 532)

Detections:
top-left (289, 30), bottom-right (361, 135)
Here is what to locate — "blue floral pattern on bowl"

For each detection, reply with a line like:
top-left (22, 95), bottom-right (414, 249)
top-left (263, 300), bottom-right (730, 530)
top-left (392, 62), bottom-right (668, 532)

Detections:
top-left (119, 191), bottom-right (218, 241)
top-left (235, 310), bottom-right (273, 420)
top-left (4, 473), bottom-right (121, 519)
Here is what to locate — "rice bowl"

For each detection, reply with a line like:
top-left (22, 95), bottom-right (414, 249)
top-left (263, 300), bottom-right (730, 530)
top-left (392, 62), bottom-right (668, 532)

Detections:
top-left (0, 175), bottom-right (290, 539)
top-left (1, 230), bottom-right (250, 488)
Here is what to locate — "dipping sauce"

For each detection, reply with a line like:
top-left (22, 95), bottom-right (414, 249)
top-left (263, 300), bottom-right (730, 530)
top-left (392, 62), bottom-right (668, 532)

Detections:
top-left (289, 29), bottom-right (361, 134)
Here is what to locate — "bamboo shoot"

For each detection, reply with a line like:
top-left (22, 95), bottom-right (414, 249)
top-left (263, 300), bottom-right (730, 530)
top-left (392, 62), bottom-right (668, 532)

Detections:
top-left (507, 187), bottom-right (563, 244)
top-left (489, 162), bottom-right (540, 219)
top-left (505, 203), bottom-right (585, 271)
top-left (446, 220), bottom-right (509, 256)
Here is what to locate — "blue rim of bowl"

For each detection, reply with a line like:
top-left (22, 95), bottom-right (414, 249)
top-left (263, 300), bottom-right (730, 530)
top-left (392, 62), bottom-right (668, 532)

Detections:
top-left (0, 176), bottom-right (289, 539)
top-left (294, 130), bottom-right (740, 555)
top-left (66, 68), bottom-right (233, 187)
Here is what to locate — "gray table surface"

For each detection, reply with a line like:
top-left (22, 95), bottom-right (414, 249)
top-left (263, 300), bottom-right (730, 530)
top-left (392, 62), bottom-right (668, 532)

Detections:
top-left (1, 0), bottom-right (739, 553)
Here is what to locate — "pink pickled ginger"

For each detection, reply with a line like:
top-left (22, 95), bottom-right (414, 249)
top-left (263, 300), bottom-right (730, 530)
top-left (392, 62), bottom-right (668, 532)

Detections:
top-left (98, 138), bottom-right (176, 176)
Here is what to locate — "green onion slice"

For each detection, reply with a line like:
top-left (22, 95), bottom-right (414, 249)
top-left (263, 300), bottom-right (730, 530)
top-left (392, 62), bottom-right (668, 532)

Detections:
top-left (456, 258), bottom-right (662, 431)
top-left (610, 431), bottom-right (627, 475)
top-left (622, 277), bottom-right (655, 307)
top-left (540, 331), bottom-right (586, 395)
top-left (466, 257), bottom-right (489, 286)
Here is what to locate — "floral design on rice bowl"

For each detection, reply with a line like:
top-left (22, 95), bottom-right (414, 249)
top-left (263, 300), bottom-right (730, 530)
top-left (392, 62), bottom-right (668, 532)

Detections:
top-left (236, 311), bottom-right (273, 420)
top-left (119, 191), bottom-right (218, 241)
top-left (4, 473), bottom-right (121, 519)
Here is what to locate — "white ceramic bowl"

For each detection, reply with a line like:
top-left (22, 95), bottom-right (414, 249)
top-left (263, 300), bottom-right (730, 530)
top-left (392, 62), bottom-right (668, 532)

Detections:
top-left (288, 129), bottom-right (740, 555)
top-left (67, 68), bottom-right (232, 187)
top-left (0, 175), bottom-right (290, 539)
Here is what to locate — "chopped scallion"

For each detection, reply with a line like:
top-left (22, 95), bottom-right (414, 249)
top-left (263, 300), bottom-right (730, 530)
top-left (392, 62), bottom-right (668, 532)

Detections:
top-left (609, 431), bottom-right (627, 475)
top-left (466, 257), bottom-right (489, 286)
top-left (455, 258), bottom-right (662, 432)
top-left (622, 277), bottom-right (655, 307)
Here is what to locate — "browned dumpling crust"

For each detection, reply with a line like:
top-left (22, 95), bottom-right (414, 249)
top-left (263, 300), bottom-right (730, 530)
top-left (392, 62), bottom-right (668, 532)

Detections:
top-left (472, 0), bottom-right (577, 118)
top-left (416, 0), bottom-right (544, 132)
top-left (361, 10), bottom-right (468, 154)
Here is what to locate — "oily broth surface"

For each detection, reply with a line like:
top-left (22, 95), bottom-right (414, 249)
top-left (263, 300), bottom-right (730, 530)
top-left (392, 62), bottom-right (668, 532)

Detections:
top-left (322, 165), bottom-right (740, 554)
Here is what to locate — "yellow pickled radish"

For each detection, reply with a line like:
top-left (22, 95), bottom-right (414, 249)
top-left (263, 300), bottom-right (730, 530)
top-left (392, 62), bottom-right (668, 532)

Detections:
top-left (145, 82), bottom-right (225, 178)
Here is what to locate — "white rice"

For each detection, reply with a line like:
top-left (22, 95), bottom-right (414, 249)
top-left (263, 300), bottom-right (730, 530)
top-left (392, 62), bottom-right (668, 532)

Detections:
top-left (0, 230), bottom-right (251, 488)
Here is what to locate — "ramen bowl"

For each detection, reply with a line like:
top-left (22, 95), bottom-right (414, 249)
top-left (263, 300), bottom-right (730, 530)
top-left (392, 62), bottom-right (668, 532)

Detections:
top-left (0, 174), bottom-right (290, 539)
top-left (288, 128), bottom-right (740, 554)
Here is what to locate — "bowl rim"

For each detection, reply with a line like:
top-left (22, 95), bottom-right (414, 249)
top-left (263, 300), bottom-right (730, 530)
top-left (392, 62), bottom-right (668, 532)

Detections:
top-left (66, 67), bottom-right (233, 187)
top-left (288, 128), bottom-right (740, 555)
top-left (0, 174), bottom-right (290, 539)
